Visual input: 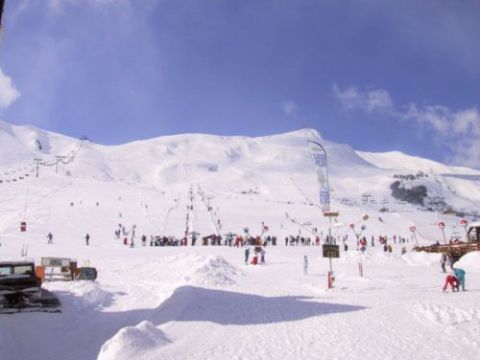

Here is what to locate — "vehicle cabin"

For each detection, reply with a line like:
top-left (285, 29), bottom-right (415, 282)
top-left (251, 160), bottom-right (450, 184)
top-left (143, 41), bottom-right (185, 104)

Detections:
top-left (467, 222), bottom-right (480, 243)
top-left (0, 262), bottom-right (36, 278)
top-left (40, 257), bottom-right (77, 281)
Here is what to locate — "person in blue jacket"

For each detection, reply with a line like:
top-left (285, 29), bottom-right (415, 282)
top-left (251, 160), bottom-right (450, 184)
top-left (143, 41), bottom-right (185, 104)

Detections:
top-left (453, 267), bottom-right (466, 291)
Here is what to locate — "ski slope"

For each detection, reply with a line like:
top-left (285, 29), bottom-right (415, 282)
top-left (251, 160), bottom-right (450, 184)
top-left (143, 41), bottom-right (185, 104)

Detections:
top-left (0, 120), bottom-right (480, 359)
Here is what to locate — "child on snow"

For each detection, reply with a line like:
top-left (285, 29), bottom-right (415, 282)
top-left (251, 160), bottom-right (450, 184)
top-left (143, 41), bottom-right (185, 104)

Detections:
top-left (443, 272), bottom-right (458, 292)
top-left (453, 267), bottom-right (466, 291)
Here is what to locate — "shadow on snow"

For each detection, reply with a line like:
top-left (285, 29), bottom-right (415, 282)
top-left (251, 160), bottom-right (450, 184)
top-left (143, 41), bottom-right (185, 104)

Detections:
top-left (1, 286), bottom-right (366, 360)
top-left (148, 285), bottom-right (366, 325)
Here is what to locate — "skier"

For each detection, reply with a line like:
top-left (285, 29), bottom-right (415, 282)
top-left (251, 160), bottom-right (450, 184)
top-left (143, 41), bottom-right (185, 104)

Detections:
top-left (47, 232), bottom-right (53, 244)
top-left (85, 233), bottom-right (90, 246)
top-left (359, 237), bottom-right (367, 253)
top-left (442, 272), bottom-right (458, 292)
top-left (447, 255), bottom-right (455, 270)
top-left (260, 248), bottom-right (266, 264)
top-left (304, 255), bottom-right (308, 275)
top-left (192, 233), bottom-right (197, 246)
top-left (440, 253), bottom-right (447, 273)
top-left (244, 248), bottom-right (250, 265)
top-left (141, 234), bottom-right (147, 246)
top-left (453, 267), bottom-right (466, 291)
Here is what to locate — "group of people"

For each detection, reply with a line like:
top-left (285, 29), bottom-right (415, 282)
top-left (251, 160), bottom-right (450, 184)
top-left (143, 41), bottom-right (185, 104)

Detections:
top-left (443, 267), bottom-right (467, 292)
top-left (244, 246), bottom-right (266, 265)
top-left (441, 253), bottom-right (467, 292)
top-left (285, 235), bottom-right (321, 246)
top-left (113, 230), bottom-right (281, 248)
top-left (150, 235), bottom-right (185, 247)
top-left (233, 235), bottom-right (278, 247)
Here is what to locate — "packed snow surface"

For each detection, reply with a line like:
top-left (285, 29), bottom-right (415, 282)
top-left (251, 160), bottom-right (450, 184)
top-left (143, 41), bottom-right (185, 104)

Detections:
top-left (0, 121), bottom-right (479, 359)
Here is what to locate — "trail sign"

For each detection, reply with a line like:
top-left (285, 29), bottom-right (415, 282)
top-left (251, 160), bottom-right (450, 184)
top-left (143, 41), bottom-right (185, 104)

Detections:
top-left (323, 244), bottom-right (340, 258)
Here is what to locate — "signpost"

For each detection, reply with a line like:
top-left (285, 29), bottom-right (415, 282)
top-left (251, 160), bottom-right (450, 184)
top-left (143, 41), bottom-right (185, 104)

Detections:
top-left (322, 243), bottom-right (339, 288)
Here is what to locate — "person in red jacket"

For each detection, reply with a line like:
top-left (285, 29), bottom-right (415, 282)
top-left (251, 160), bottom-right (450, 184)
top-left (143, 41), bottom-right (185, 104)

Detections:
top-left (443, 273), bottom-right (458, 292)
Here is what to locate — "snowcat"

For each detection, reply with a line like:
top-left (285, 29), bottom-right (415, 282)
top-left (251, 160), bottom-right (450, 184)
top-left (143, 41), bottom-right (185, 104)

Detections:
top-left (39, 257), bottom-right (98, 281)
top-left (0, 261), bottom-right (61, 314)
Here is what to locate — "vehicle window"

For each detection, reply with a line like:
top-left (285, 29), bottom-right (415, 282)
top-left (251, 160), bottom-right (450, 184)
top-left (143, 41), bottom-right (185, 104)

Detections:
top-left (0, 267), bottom-right (12, 276)
top-left (13, 265), bottom-right (33, 275)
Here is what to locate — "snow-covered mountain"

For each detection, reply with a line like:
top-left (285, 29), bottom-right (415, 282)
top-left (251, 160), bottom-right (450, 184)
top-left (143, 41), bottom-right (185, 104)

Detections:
top-left (1, 119), bottom-right (479, 210)
top-left (1, 118), bottom-right (480, 245)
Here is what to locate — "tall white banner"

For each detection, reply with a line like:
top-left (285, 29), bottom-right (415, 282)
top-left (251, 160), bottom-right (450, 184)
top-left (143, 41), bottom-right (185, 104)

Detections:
top-left (308, 140), bottom-right (331, 213)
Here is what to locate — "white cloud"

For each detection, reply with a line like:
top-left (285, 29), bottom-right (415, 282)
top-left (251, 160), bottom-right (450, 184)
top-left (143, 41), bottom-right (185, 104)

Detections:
top-left (332, 83), bottom-right (393, 112)
top-left (403, 105), bottom-right (480, 167)
top-left (333, 83), bottom-right (480, 168)
top-left (282, 100), bottom-right (298, 118)
top-left (366, 89), bottom-right (393, 112)
top-left (0, 68), bottom-right (20, 109)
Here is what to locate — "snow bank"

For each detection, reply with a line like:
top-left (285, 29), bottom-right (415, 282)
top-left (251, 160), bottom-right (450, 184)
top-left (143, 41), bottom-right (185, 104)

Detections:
top-left (340, 250), bottom-right (402, 265)
top-left (97, 321), bottom-right (170, 360)
top-left (186, 255), bottom-right (242, 286)
top-left (339, 249), bottom-right (442, 267)
top-left (400, 252), bottom-right (441, 267)
top-left (456, 251), bottom-right (480, 273)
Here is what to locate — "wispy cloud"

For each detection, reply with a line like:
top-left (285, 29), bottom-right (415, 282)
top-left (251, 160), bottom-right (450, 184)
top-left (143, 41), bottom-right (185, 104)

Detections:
top-left (403, 104), bottom-right (480, 167)
top-left (332, 83), bottom-right (393, 113)
top-left (0, 68), bottom-right (20, 109)
top-left (282, 100), bottom-right (298, 118)
top-left (333, 83), bottom-right (480, 168)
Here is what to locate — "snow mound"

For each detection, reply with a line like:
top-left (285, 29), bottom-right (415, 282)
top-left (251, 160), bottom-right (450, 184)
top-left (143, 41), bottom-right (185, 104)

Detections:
top-left (187, 256), bottom-right (242, 286)
top-left (456, 251), bottom-right (480, 273)
top-left (67, 281), bottom-right (114, 309)
top-left (97, 321), bottom-right (170, 360)
top-left (400, 251), bottom-right (441, 267)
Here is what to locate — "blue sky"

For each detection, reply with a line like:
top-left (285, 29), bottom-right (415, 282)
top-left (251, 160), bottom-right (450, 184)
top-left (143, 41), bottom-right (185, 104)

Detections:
top-left (0, 0), bottom-right (479, 167)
